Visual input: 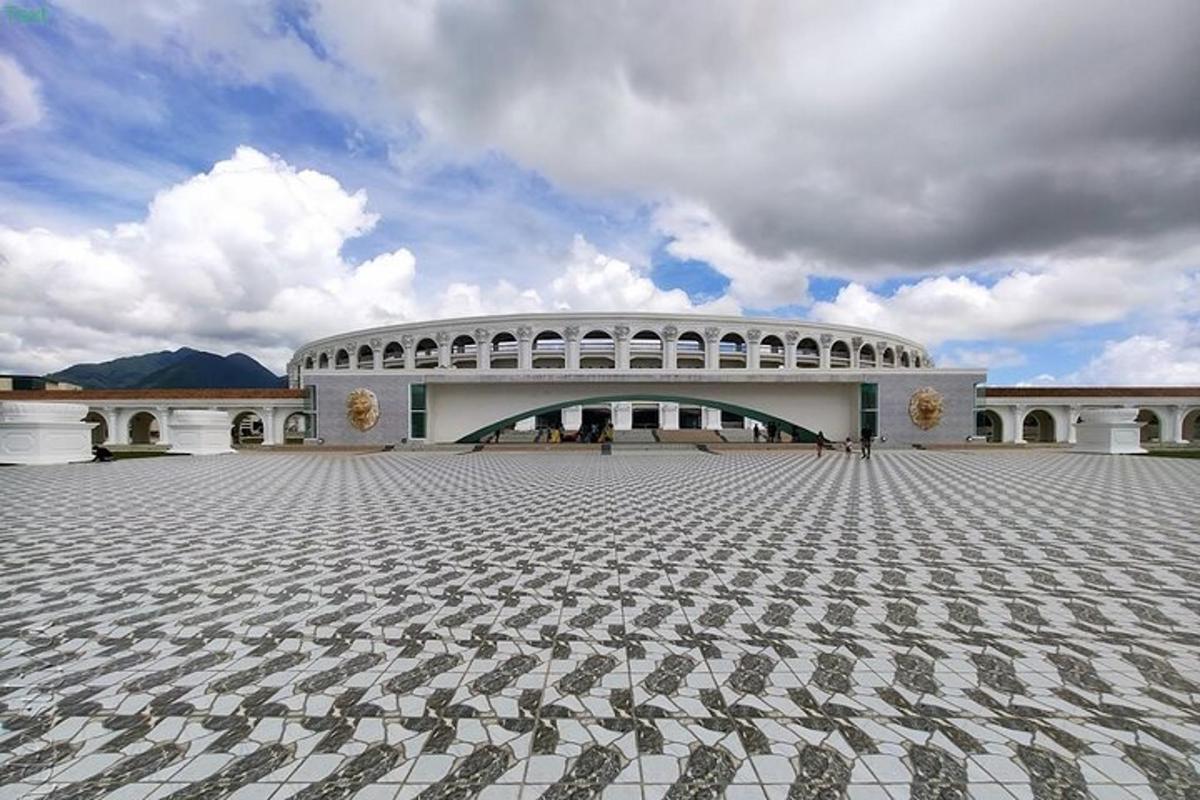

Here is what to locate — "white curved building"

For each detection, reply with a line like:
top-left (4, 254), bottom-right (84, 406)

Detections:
top-left (289, 313), bottom-right (984, 445)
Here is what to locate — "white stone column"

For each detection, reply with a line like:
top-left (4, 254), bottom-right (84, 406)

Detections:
top-left (155, 406), bottom-right (171, 445)
top-left (371, 338), bottom-right (383, 370)
top-left (784, 332), bottom-right (799, 371)
top-left (1010, 405), bottom-right (1026, 444)
top-left (747, 329), bottom-right (762, 370)
top-left (1067, 405), bottom-right (1082, 444)
top-left (402, 335), bottom-right (416, 370)
top-left (565, 326), bottom-right (581, 369)
top-left (436, 332), bottom-right (451, 368)
top-left (704, 327), bottom-right (720, 369)
top-left (1052, 406), bottom-right (1070, 443)
top-left (100, 408), bottom-right (118, 444)
top-left (614, 325), bottom-right (631, 369)
top-left (1162, 405), bottom-right (1185, 444)
top-left (612, 402), bottom-right (633, 430)
top-left (517, 326), bottom-right (533, 370)
top-left (261, 408), bottom-right (278, 446)
top-left (663, 326), bottom-right (678, 369)
top-left (660, 402), bottom-right (679, 430)
top-left (703, 407), bottom-right (723, 430)
top-left (347, 341), bottom-right (358, 371)
top-left (819, 334), bottom-right (833, 369)
top-left (850, 336), bottom-right (863, 369)
top-left (562, 405), bottom-right (583, 431)
top-left (112, 409), bottom-right (129, 445)
top-left (475, 328), bottom-right (491, 369)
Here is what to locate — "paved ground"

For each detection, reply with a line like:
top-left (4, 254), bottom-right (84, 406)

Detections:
top-left (1, 451), bottom-right (1198, 800)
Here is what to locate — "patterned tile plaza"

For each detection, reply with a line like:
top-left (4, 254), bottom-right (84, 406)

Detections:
top-left (0, 450), bottom-right (1197, 800)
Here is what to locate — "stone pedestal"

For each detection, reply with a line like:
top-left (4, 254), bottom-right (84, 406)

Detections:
top-left (1073, 407), bottom-right (1146, 454)
top-left (0, 402), bottom-right (94, 465)
top-left (169, 410), bottom-right (234, 455)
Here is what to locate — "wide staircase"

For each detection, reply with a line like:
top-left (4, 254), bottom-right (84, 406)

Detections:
top-left (655, 429), bottom-right (724, 444)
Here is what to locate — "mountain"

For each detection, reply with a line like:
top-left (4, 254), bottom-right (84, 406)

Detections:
top-left (49, 348), bottom-right (286, 389)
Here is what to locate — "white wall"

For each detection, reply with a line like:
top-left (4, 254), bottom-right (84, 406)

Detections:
top-left (427, 380), bottom-right (858, 443)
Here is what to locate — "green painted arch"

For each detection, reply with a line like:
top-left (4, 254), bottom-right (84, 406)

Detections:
top-left (456, 394), bottom-right (819, 443)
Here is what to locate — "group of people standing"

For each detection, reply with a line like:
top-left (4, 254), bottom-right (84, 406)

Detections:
top-left (814, 427), bottom-right (874, 459)
top-left (753, 423), bottom-right (874, 459)
top-left (531, 421), bottom-right (614, 444)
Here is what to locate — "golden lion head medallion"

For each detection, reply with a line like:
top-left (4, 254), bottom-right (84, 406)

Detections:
top-left (346, 388), bottom-right (380, 432)
top-left (908, 387), bottom-right (944, 430)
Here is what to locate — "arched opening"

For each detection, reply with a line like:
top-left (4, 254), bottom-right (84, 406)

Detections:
top-left (283, 412), bottom-right (311, 444)
top-left (796, 338), bottom-right (819, 368)
top-left (859, 344), bottom-right (877, 368)
top-left (491, 332), bottom-right (518, 368)
top-left (450, 335), bottom-right (477, 369)
top-left (383, 341), bottom-right (404, 369)
top-left (914, 354), bottom-right (923, 368)
top-left (676, 331), bottom-right (705, 368)
top-left (829, 341), bottom-right (851, 368)
top-left (1136, 409), bottom-right (1162, 443)
top-left (580, 330), bottom-right (615, 368)
top-left (334, 349), bottom-right (350, 369)
top-left (719, 333), bottom-right (746, 369)
top-left (414, 337), bottom-right (439, 369)
top-left (532, 330), bottom-right (565, 368)
top-left (1023, 409), bottom-right (1056, 443)
top-left (760, 335), bottom-right (785, 368)
top-left (356, 344), bottom-right (374, 369)
top-left (128, 411), bottom-right (160, 445)
top-left (318, 353), bottom-right (330, 369)
top-left (1183, 408), bottom-right (1200, 442)
top-left (457, 394), bottom-right (819, 444)
top-left (231, 411), bottom-right (264, 445)
top-left (630, 330), bottom-right (663, 368)
top-left (882, 347), bottom-right (895, 367)
top-left (303, 356), bottom-right (314, 370)
top-left (976, 410), bottom-right (1003, 443)
top-left (85, 411), bottom-right (108, 446)
top-left (632, 404), bottom-right (660, 428)
top-left (900, 351), bottom-right (911, 368)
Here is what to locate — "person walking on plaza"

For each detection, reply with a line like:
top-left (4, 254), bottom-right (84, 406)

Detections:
top-left (753, 424), bottom-right (762, 443)
top-left (843, 436), bottom-right (853, 454)
top-left (860, 427), bottom-right (873, 460)
top-left (815, 430), bottom-right (828, 457)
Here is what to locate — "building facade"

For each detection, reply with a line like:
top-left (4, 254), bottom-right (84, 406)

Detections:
top-left (289, 313), bottom-right (985, 445)
top-left (980, 387), bottom-right (1200, 445)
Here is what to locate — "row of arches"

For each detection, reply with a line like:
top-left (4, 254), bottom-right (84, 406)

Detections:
top-left (84, 410), bottom-right (314, 446)
top-left (303, 330), bottom-right (925, 371)
top-left (976, 407), bottom-right (1200, 444)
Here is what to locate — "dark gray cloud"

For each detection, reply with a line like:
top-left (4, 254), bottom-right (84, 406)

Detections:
top-left (295, 0), bottom-right (1200, 275)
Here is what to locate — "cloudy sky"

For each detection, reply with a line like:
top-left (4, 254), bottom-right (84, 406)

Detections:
top-left (1, 1), bottom-right (1198, 383)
